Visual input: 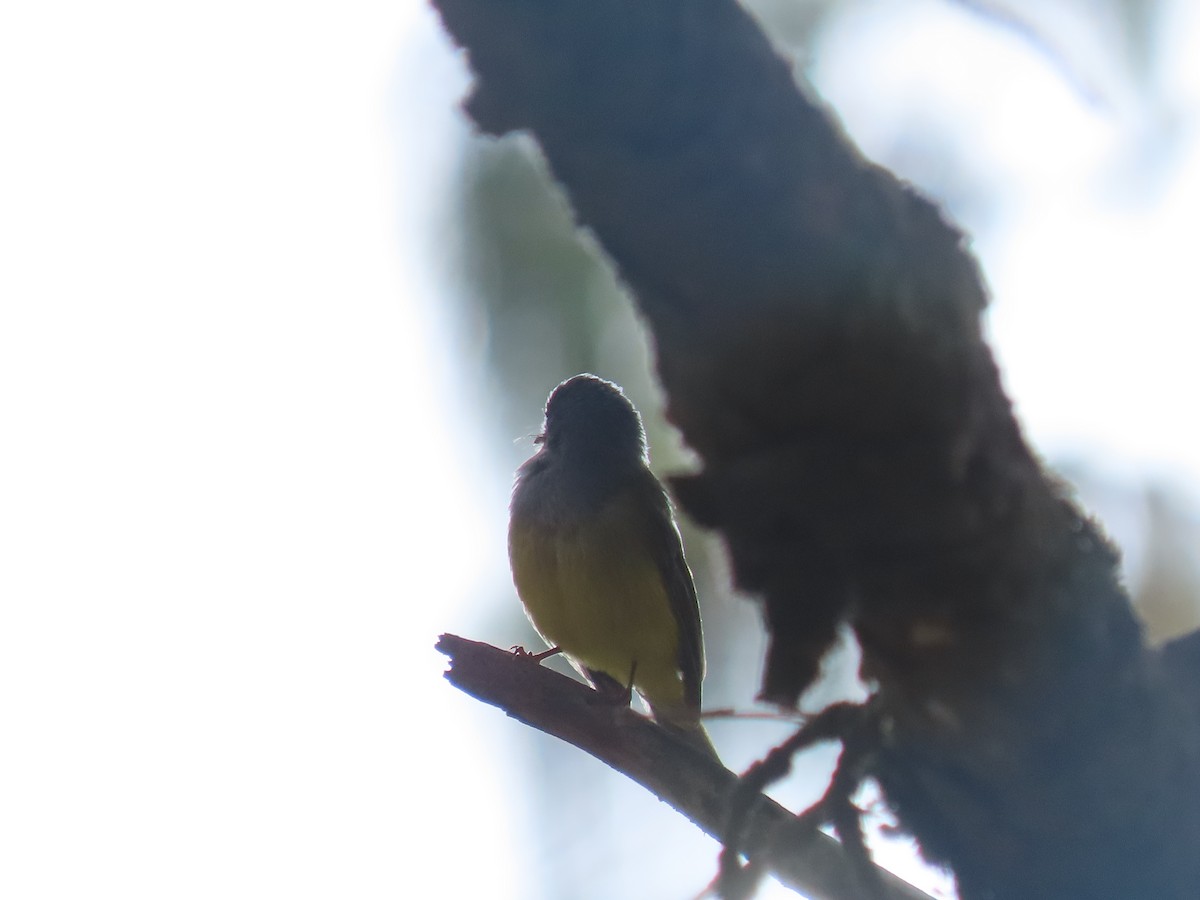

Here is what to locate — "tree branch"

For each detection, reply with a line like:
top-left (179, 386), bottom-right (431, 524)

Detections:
top-left (437, 633), bottom-right (934, 900)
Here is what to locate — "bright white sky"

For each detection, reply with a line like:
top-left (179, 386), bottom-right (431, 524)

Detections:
top-left (817, 0), bottom-right (1200, 487)
top-left (1, 1), bottom-right (1198, 899)
top-left (0, 2), bottom-right (518, 897)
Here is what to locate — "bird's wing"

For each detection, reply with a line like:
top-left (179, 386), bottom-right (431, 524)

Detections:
top-left (635, 468), bottom-right (705, 711)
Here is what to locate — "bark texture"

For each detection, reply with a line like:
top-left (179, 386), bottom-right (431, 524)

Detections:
top-left (431, 1), bottom-right (1200, 897)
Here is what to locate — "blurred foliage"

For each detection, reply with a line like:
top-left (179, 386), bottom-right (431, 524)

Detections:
top-left (1112, 0), bottom-right (1160, 85)
top-left (741, 0), bottom-right (841, 58)
top-left (1057, 461), bottom-right (1200, 643)
top-left (947, 0), bottom-right (1166, 99)
top-left (448, 136), bottom-right (641, 444)
top-left (1133, 487), bottom-right (1200, 644)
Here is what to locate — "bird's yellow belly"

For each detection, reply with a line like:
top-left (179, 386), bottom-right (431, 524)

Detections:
top-left (509, 503), bottom-right (684, 709)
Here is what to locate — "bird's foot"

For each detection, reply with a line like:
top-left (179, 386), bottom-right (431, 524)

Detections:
top-left (511, 644), bottom-right (562, 663)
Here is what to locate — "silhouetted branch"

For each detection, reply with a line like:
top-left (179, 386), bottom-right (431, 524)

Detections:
top-left (437, 634), bottom-right (933, 900)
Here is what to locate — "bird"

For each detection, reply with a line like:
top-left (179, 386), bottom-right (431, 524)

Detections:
top-left (508, 373), bottom-right (716, 757)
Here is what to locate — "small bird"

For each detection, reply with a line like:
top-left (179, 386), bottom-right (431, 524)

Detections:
top-left (508, 374), bottom-right (716, 757)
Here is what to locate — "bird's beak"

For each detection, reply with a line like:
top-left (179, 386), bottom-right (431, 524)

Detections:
top-left (533, 432), bottom-right (545, 445)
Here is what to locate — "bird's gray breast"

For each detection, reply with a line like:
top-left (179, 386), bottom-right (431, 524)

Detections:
top-left (511, 453), bottom-right (623, 528)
